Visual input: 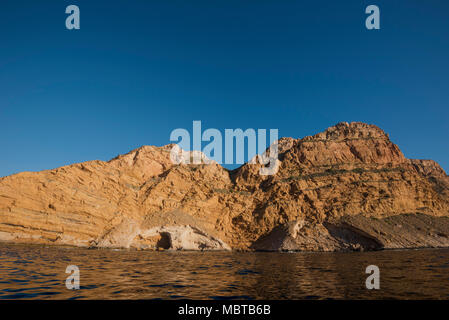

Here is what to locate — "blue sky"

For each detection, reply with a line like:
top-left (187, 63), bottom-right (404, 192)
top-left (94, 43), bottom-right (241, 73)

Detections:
top-left (0, 0), bottom-right (448, 177)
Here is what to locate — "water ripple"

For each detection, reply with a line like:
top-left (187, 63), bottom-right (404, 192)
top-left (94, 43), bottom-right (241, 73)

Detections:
top-left (0, 244), bottom-right (448, 299)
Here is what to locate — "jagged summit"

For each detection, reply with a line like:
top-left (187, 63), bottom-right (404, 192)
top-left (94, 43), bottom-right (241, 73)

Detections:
top-left (108, 144), bottom-right (176, 180)
top-left (283, 121), bottom-right (406, 167)
top-left (310, 121), bottom-right (390, 140)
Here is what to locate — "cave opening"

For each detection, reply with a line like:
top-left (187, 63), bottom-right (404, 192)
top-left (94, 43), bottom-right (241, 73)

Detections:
top-left (156, 232), bottom-right (171, 249)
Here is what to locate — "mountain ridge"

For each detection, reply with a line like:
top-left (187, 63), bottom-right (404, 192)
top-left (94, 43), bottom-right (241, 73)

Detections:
top-left (1, 122), bottom-right (448, 251)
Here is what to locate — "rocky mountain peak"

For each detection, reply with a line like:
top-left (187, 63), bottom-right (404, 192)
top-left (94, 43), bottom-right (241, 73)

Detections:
top-left (281, 122), bottom-right (406, 167)
top-left (312, 121), bottom-right (390, 141)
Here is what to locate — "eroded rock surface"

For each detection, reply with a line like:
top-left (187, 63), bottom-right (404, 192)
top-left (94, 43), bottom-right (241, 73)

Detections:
top-left (0, 122), bottom-right (448, 251)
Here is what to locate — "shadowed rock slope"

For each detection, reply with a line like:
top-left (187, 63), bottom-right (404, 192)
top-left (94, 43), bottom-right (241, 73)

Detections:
top-left (1, 122), bottom-right (448, 251)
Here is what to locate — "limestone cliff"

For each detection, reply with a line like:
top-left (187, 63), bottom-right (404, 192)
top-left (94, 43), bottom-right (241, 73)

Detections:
top-left (0, 122), bottom-right (448, 251)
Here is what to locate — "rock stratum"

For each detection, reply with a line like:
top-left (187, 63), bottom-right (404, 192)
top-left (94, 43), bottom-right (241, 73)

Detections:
top-left (1, 122), bottom-right (448, 252)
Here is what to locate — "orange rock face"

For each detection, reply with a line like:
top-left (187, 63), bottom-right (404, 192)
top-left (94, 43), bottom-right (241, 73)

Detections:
top-left (0, 122), bottom-right (448, 251)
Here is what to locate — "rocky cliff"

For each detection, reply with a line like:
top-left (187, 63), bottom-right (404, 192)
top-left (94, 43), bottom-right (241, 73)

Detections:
top-left (1, 122), bottom-right (448, 251)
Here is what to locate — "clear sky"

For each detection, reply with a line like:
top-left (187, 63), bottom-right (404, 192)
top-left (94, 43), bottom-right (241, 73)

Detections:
top-left (0, 0), bottom-right (448, 177)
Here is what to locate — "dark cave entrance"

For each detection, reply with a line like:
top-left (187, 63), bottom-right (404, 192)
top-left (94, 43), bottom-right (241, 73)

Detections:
top-left (156, 232), bottom-right (171, 249)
